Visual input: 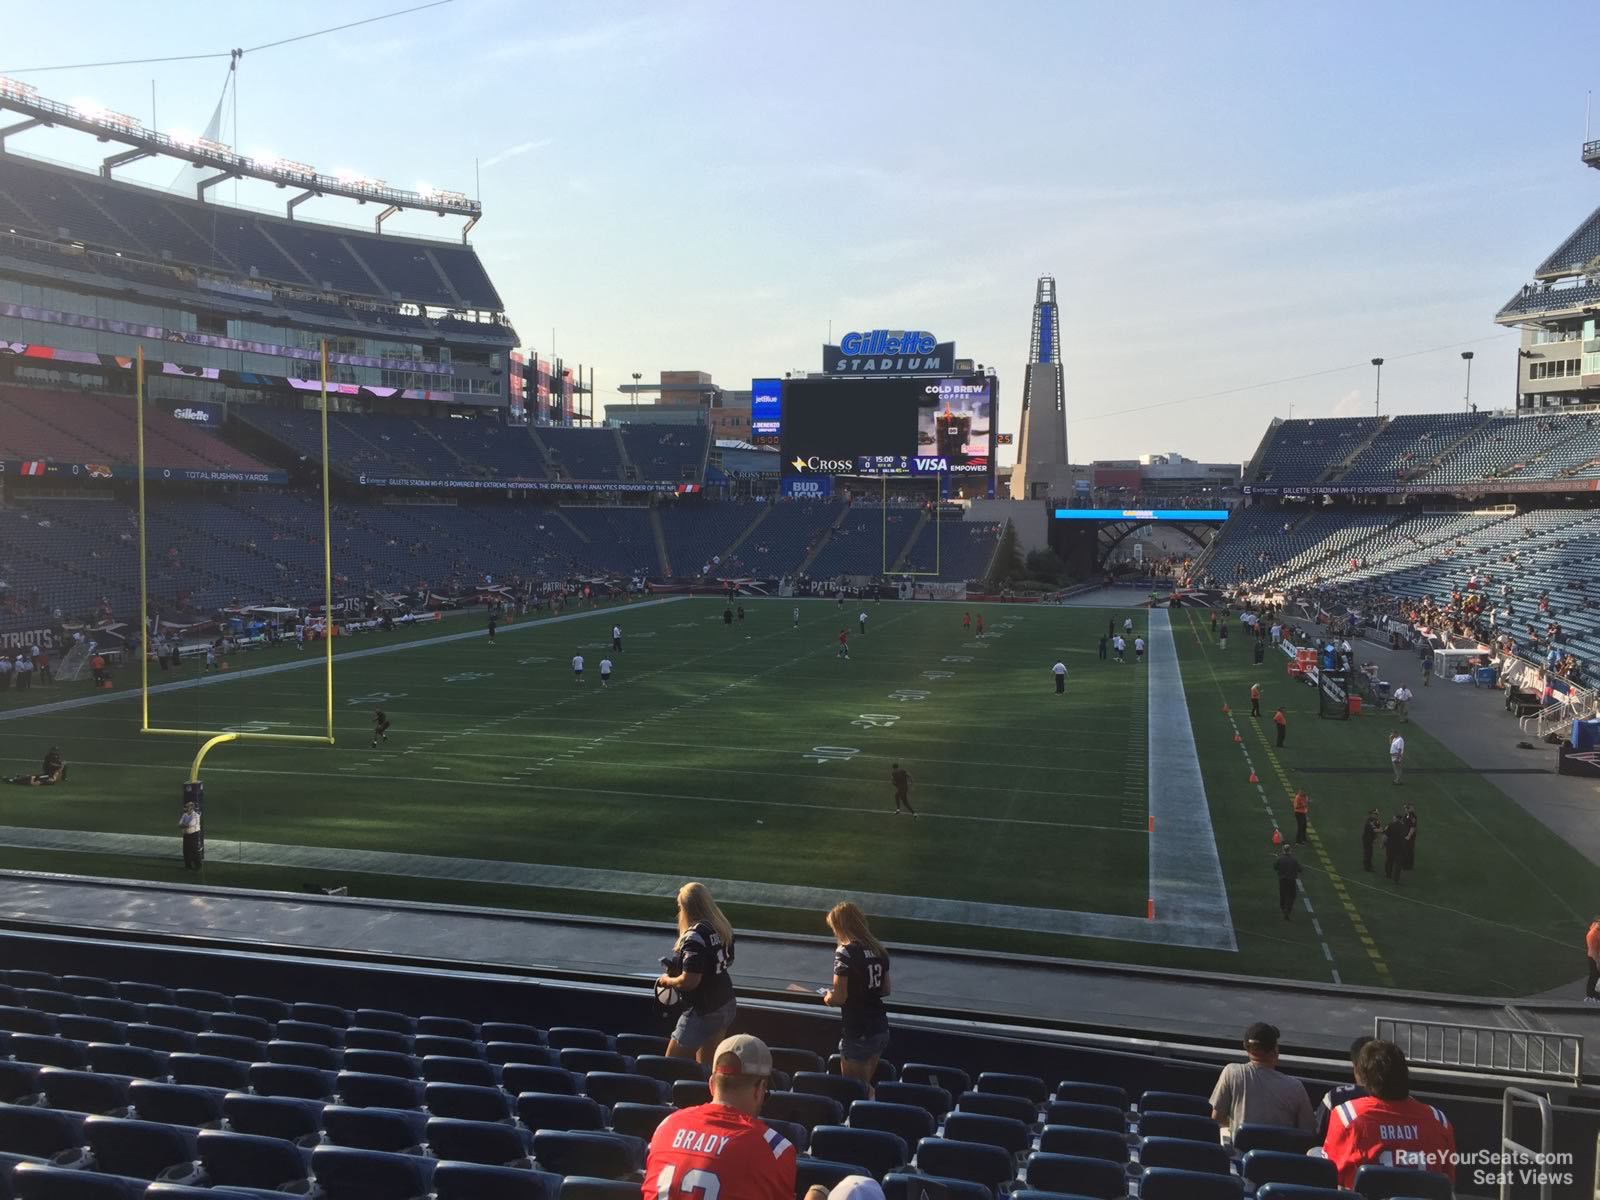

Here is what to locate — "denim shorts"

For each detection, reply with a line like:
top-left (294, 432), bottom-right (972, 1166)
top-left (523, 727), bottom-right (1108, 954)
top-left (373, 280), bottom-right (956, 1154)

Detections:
top-left (673, 998), bottom-right (737, 1051)
top-left (839, 1028), bottom-right (890, 1063)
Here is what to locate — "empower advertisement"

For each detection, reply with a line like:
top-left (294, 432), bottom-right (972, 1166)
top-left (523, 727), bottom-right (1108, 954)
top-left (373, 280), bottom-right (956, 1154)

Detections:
top-left (917, 379), bottom-right (992, 474)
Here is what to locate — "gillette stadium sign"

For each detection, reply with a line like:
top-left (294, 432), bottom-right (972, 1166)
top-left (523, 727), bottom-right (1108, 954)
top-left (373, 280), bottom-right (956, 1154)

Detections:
top-left (824, 329), bottom-right (955, 375)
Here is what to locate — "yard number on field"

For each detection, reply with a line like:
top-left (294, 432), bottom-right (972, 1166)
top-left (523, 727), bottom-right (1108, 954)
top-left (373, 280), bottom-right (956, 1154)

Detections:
top-left (803, 746), bottom-right (861, 765)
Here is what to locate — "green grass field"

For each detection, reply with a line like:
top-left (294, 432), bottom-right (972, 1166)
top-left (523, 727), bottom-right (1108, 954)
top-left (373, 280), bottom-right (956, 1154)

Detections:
top-left (0, 596), bottom-right (1594, 997)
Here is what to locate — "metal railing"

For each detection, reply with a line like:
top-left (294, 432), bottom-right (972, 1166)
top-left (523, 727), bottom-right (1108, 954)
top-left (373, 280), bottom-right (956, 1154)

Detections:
top-left (1375, 1017), bottom-right (1583, 1087)
top-left (1501, 1087), bottom-right (1554, 1200)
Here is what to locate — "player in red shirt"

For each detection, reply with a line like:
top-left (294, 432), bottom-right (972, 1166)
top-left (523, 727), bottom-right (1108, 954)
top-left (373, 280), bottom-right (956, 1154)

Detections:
top-left (836, 630), bottom-right (850, 660)
top-left (644, 1034), bottom-right (796, 1200)
top-left (975, 614), bottom-right (985, 637)
top-left (962, 612), bottom-right (971, 631)
top-left (1322, 1040), bottom-right (1455, 1189)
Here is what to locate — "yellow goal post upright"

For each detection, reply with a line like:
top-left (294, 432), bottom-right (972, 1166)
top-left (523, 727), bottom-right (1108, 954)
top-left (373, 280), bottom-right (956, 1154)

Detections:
top-left (880, 471), bottom-right (943, 579)
top-left (135, 342), bottom-right (336, 790)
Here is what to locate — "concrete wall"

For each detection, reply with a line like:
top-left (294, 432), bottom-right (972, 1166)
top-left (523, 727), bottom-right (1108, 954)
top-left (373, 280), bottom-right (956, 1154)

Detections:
top-left (967, 497), bottom-right (1049, 552)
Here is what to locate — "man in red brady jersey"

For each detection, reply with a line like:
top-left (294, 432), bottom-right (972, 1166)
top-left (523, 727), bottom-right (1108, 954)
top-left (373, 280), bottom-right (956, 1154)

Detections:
top-left (1322, 1039), bottom-right (1456, 1190)
top-left (644, 1034), bottom-right (797, 1200)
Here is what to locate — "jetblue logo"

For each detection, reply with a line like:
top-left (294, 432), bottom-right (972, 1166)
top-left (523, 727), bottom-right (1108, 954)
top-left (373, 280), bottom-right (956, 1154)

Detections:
top-left (839, 330), bottom-right (936, 356)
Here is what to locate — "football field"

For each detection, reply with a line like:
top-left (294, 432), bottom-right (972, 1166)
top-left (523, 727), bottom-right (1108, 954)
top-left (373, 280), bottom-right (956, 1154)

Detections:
top-left (0, 596), bottom-right (1595, 997)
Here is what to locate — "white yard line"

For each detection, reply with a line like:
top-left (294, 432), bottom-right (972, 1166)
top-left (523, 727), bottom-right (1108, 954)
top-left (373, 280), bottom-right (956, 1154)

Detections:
top-left (1146, 609), bottom-right (1238, 951)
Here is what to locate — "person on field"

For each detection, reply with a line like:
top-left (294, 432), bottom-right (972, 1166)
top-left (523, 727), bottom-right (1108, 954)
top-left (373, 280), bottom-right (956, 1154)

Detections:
top-left (1292, 789), bottom-right (1310, 844)
top-left (1274, 845), bottom-right (1301, 920)
top-left (1383, 811), bottom-right (1408, 883)
top-left (1273, 706), bottom-right (1287, 747)
top-left (1389, 729), bottom-right (1405, 783)
top-left (1250, 682), bottom-right (1262, 717)
top-left (1052, 660), bottom-right (1068, 694)
top-left (1585, 917), bottom-right (1600, 1003)
top-left (890, 763), bottom-right (917, 817)
top-left (1361, 808), bottom-right (1381, 872)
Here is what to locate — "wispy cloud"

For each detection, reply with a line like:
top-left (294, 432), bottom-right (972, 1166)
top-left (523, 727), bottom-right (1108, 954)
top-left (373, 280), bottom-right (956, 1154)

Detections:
top-left (481, 138), bottom-right (553, 169)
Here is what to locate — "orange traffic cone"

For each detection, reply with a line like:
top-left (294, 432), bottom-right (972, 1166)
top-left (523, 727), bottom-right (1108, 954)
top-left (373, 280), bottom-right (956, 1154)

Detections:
top-left (1272, 829), bottom-right (1283, 845)
top-left (1232, 732), bottom-right (1242, 743)
top-left (1221, 704), bottom-right (1230, 715)
top-left (1248, 771), bottom-right (1259, 784)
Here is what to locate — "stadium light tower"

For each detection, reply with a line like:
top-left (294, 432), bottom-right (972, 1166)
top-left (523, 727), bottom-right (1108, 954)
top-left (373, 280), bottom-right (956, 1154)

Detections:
top-left (1461, 351), bottom-right (1474, 413)
top-left (631, 372), bottom-right (641, 407)
top-left (1371, 357), bottom-right (1384, 417)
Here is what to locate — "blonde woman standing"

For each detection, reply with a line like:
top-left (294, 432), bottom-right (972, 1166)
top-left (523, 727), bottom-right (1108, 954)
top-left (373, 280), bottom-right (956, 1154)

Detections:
top-left (821, 901), bottom-right (891, 1097)
top-left (657, 882), bottom-right (737, 1065)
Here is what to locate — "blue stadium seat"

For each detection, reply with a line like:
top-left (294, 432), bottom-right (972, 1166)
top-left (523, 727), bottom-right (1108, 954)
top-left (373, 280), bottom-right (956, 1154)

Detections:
top-left (417, 1035), bottom-right (485, 1061)
top-left (347, 1028), bottom-right (414, 1054)
top-left (585, 1071), bottom-right (667, 1109)
top-left (278, 1020), bottom-right (343, 1049)
top-left (504, 1065), bottom-right (582, 1097)
top-left (169, 1054), bottom-right (249, 1091)
top-left (977, 1072), bottom-right (1048, 1105)
top-left (943, 1112), bottom-right (1031, 1157)
top-left (1139, 1091), bottom-right (1212, 1118)
top-left (1013, 1190), bottom-right (1112, 1200)
top-left (423, 1055), bottom-right (500, 1088)
top-left (246, 1062), bottom-right (333, 1100)
top-left (18, 990), bottom-right (83, 1016)
top-left (636, 1055), bottom-right (706, 1085)
top-left (1139, 1167), bottom-right (1243, 1200)
top-left (344, 1050), bottom-right (421, 1079)
top-left (769, 1048), bottom-right (827, 1076)
top-left (427, 1081), bottom-right (513, 1122)
top-left (1138, 1135), bottom-right (1230, 1174)
top-left (516, 1092), bottom-right (608, 1133)
top-left (1037, 1125), bottom-right (1128, 1163)
top-left (432, 1161), bottom-right (563, 1200)
top-left (955, 1091), bottom-right (1037, 1126)
top-left (232, 996), bottom-right (290, 1023)
top-left (1136, 1111), bottom-right (1219, 1143)
top-left (266, 1039), bottom-right (341, 1071)
top-left (321, 1105), bottom-right (427, 1153)
top-left (1255, 1187), bottom-right (1358, 1200)
top-left (116, 984), bottom-right (173, 1007)
top-left (9, 1163), bottom-right (148, 1200)
top-left (874, 1082), bottom-right (952, 1120)
top-left (608, 1102), bottom-right (671, 1141)
top-left (310, 1144), bottom-right (435, 1200)
top-left (82, 1115), bottom-right (197, 1179)
top-left (828, 1055), bottom-right (897, 1083)
top-left (1243, 1150), bottom-right (1340, 1191)
top-left (1234, 1124), bottom-right (1319, 1155)
top-left (128, 1081), bottom-right (226, 1128)
top-left (1351, 1165), bottom-right (1453, 1200)
top-left (529, 1130), bottom-right (645, 1179)
top-left (282, 1004), bottom-right (343, 1030)
top-left (670, 1080), bottom-right (711, 1109)
top-left (0, 1106), bottom-right (85, 1158)
top-left (60, 978), bottom-right (117, 999)
top-left (1024, 1152), bottom-right (1128, 1199)
top-left (4, 973), bottom-right (58, 991)
top-left (794, 1072), bottom-right (869, 1108)
top-left (192, 1034), bottom-right (259, 1061)
top-left (417, 1016), bottom-right (476, 1041)
top-left (796, 1158), bottom-right (867, 1197)
top-left (483, 1023), bottom-right (546, 1046)
top-left (1043, 1101), bottom-right (1123, 1133)
top-left (900, 1064), bottom-right (971, 1094)
top-left (145, 1005), bottom-right (208, 1034)
top-left (562, 1179), bottom-right (643, 1200)
top-left (194, 1130), bottom-right (312, 1189)
top-left (81, 1001), bottom-right (142, 1026)
top-left (0, 1062), bottom-right (40, 1103)
top-left (763, 1090), bottom-right (844, 1131)
top-left (615, 1034), bottom-right (667, 1059)
top-left (915, 1137), bottom-right (1015, 1192)
top-left (128, 1027), bottom-right (195, 1056)
top-left (173, 990), bottom-right (231, 1015)
top-left (489, 1043), bottom-right (561, 1068)
top-left (222, 1093), bottom-right (324, 1143)
top-left (847, 1100), bottom-right (935, 1148)
top-left (559, 1049), bottom-right (630, 1076)
top-left (36, 1068), bottom-right (131, 1116)
top-left (0, 1008), bottom-right (57, 1036)
top-left (766, 1118), bottom-right (810, 1155)
top-left (809, 1125), bottom-right (909, 1179)
top-left (335, 1072), bottom-right (424, 1110)
top-left (58, 1018), bottom-right (125, 1046)
top-left (426, 1117), bottom-right (532, 1167)
top-left (882, 1171), bottom-right (994, 1200)
top-left (354, 1009), bottom-right (416, 1035)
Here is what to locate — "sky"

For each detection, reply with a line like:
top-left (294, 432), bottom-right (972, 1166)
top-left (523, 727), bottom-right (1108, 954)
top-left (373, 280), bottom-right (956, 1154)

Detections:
top-left (3, 0), bottom-right (1598, 466)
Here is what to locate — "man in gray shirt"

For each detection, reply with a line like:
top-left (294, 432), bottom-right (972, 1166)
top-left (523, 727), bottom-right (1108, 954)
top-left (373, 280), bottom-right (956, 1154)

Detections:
top-left (1210, 1021), bottom-right (1314, 1137)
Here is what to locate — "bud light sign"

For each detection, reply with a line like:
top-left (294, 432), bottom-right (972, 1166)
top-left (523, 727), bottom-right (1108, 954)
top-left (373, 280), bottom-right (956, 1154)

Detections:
top-left (781, 475), bottom-right (833, 499)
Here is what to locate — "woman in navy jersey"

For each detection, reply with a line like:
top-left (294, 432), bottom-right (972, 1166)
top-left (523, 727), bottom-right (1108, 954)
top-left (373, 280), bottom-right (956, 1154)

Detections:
top-left (657, 882), bottom-right (737, 1066)
top-left (821, 901), bottom-right (891, 1098)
